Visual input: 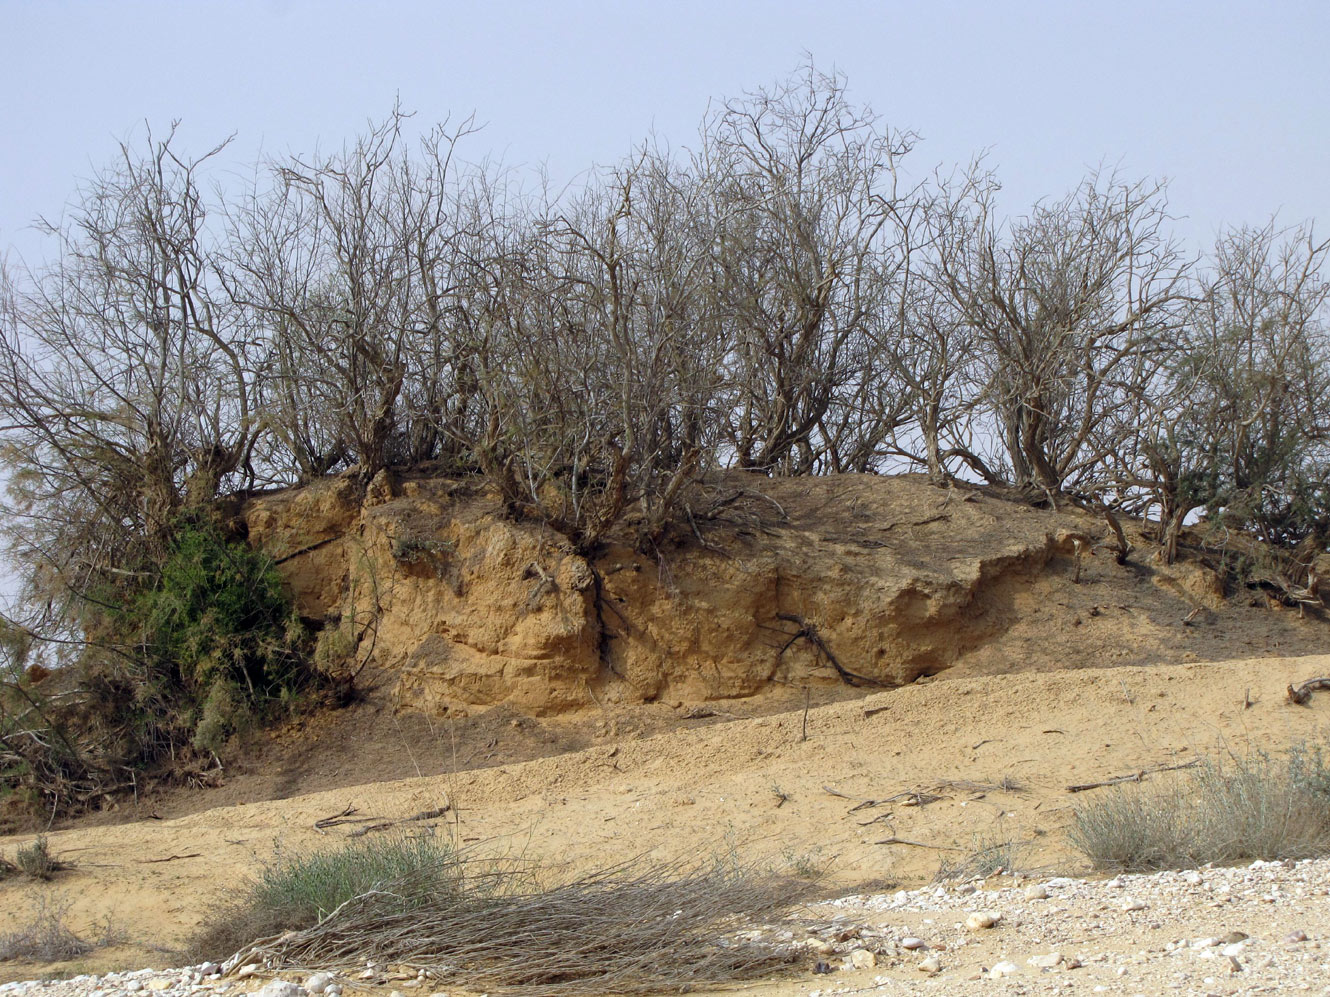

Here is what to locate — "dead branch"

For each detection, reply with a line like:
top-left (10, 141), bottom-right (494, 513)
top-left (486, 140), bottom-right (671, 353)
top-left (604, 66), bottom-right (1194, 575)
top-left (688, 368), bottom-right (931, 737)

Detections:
top-left (1287, 677), bottom-right (1330, 705)
top-left (1101, 508), bottom-right (1131, 565)
top-left (1065, 759), bottom-right (1200, 792)
top-left (872, 837), bottom-right (962, 850)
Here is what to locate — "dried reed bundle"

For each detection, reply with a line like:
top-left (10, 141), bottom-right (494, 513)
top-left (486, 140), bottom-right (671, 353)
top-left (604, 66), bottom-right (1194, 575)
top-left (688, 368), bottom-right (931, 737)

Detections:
top-left (230, 859), bottom-right (814, 995)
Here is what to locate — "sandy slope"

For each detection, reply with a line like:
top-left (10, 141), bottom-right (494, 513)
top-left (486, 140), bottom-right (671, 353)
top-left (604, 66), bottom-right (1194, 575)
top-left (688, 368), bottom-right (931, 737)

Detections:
top-left (4, 652), bottom-right (1330, 988)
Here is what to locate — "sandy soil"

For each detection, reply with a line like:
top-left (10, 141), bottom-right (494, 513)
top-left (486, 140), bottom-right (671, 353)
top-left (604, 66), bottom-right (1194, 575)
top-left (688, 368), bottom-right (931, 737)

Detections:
top-left (5, 651), bottom-right (1330, 992)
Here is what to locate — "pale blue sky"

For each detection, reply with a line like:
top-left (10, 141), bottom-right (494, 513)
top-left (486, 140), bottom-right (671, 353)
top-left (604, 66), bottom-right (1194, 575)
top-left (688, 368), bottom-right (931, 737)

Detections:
top-left (2, 0), bottom-right (1328, 260)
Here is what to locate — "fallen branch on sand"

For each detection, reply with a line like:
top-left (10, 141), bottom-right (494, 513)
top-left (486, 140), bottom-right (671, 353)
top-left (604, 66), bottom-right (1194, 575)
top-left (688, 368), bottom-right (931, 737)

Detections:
top-left (314, 804), bottom-right (451, 835)
top-left (1287, 677), bottom-right (1330, 705)
top-left (872, 836), bottom-right (961, 851)
top-left (223, 860), bottom-right (814, 996)
top-left (1065, 760), bottom-right (1200, 793)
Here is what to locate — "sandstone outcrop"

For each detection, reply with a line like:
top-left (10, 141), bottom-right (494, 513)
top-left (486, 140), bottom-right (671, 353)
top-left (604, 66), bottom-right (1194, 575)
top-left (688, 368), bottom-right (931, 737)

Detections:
top-left (242, 472), bottom-right (1226, 715)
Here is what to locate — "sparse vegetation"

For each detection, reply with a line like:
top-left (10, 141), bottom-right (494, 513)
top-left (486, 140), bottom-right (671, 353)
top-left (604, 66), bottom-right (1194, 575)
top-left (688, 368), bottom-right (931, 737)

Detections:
top-left (191, 833), bottom-right (460, 960)
top-left (1070, 745), bottom-right (1330, 872)
top-left (0, 896), bottom-right (94, 963)
top-left (14, 836), bottom-right (64, 880)
top-left (192, 835), bottom-right (813, 995)
top-left (935, 827), bottom-right (1027, 882)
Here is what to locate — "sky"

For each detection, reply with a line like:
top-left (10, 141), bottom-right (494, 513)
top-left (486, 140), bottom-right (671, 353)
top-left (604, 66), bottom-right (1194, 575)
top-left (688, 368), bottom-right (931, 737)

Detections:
top-left (2, 0), bottom-right (1328, 266)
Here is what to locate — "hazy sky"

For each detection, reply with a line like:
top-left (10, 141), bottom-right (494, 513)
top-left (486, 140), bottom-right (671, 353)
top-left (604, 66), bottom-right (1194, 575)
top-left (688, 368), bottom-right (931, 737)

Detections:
top-left (2, 1), bottom-right (1328, 262)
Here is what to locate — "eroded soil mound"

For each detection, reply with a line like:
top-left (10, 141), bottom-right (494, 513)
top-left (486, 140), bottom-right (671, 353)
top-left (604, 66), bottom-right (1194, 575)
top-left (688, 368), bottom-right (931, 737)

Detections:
top-left (244, 472), bottom-right (1318, 716)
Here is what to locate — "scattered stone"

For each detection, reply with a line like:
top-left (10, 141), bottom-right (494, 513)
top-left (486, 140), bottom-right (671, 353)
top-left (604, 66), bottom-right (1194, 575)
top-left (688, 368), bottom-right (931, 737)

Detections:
top-left (966, 911), bottom-right (1001, 930)
top-left (989, 960), bottom-right (1019, 979)
top-left (1181, 870), bottom-right (1203, 885)
top-left (1028, 952), bottom-right (1063, 969)
top-left (1284, 929), bottom-right (1309, 943)
top-left (258, 982), bottom-right (306, 997)
top-left (901, 936), bottom-right (926, 950)
top-left (237, 967), bottom-right (261, 980)
top-left (1024, 884), bottom-right (1049, 900)
top-left (124, 984), bottom-right (143, 994)
top-left (918, 954), bottom-right (941, 974)
top-left (808, 938), bottom-right (835, 956)
top-left (1122, 899), bottom-right (1148, 911)
top-left (305, 974), bottom-right (334, 995)
top-left (848, 949), bottom-right (876, 969)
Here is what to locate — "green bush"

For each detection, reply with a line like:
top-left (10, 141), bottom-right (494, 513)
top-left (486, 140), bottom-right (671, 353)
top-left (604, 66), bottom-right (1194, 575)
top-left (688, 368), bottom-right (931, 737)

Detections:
top-left (1071, 745), bottom-right (1330, 872)
top-left (1, 515), bottom-right (314, 819)
top-left (105, 515), bottom-right (310, 755)
top-left (191, 833), bottom-right (460, 959)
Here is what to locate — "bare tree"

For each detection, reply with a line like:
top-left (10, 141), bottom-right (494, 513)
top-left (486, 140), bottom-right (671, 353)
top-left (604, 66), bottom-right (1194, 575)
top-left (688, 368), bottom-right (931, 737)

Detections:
top-left (697, 64), bottom-right (918, 474)
top-left (0, 126), bottom-right (259, 607)
top-left (227, 107), bottom-right (481, 484)
top-left (1142, 222), bottom-right (1330, 560)
top-left (931, 168), bottom-right (1191, 496)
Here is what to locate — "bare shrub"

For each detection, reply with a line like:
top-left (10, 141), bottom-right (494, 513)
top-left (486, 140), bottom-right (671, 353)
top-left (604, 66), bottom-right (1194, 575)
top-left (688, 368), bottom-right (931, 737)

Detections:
top-left (0, 896), bottom-right (92, 962)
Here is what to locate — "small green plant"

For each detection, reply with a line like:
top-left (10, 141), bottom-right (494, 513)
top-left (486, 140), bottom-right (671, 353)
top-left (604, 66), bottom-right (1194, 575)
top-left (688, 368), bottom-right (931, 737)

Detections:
top-left (1071, 745), bottom-right (1330, 872)
top-left (313, 620), bottom-right (357, 677)
top-left (0, 895), bottom-right (92, 962)
top-left (16, 836), bottom-right (64, 880)
top-left (778, 847), bottom-right (826, 881)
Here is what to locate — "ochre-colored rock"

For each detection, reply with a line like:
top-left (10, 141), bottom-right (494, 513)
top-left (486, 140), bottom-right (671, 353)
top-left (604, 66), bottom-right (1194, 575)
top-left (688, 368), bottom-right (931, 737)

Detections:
top-left (242, 472), bottom-right (1228, 715)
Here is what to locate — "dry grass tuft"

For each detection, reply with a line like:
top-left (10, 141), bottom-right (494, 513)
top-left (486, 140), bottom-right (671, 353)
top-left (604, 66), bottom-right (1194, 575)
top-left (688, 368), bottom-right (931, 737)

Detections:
top-left (15, 837), bottom-right (67, 880)
top-left (1071, 744), bottom-right (1330, 872)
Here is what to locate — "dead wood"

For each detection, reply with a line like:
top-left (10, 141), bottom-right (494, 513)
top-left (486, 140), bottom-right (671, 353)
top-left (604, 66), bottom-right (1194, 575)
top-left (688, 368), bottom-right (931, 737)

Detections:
top-left (316, 803), bottom-right (450, 835)
top-left (1065, 759), bottom-right (1200, 792)
top-left (872, 837), bottom-right (962, 850)
top-left (1287, 677), bottom-right (1330, 705)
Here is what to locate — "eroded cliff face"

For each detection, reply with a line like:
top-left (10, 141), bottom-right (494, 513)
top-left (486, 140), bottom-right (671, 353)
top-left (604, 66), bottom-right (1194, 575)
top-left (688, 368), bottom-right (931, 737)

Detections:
top-left (242, 472), bottom-right (1223, 715)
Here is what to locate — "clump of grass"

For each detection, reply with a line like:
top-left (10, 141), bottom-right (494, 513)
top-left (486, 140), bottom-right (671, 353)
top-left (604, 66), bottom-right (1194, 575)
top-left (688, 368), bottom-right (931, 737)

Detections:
top-left (15, 837), bottom-right (66, 880)
top-left (0, 896), bottom-right (93, 962)
top-left (779, 847), bottom-right (827, 880)
top-left (1071, 744), bottom-right (1330, 872)
top-left (935, 830), bottom-right (1026, 882)
top-left (193, 835), bottom-right (813, 995)
top-left (191, 833), bottom-right (460, 960)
